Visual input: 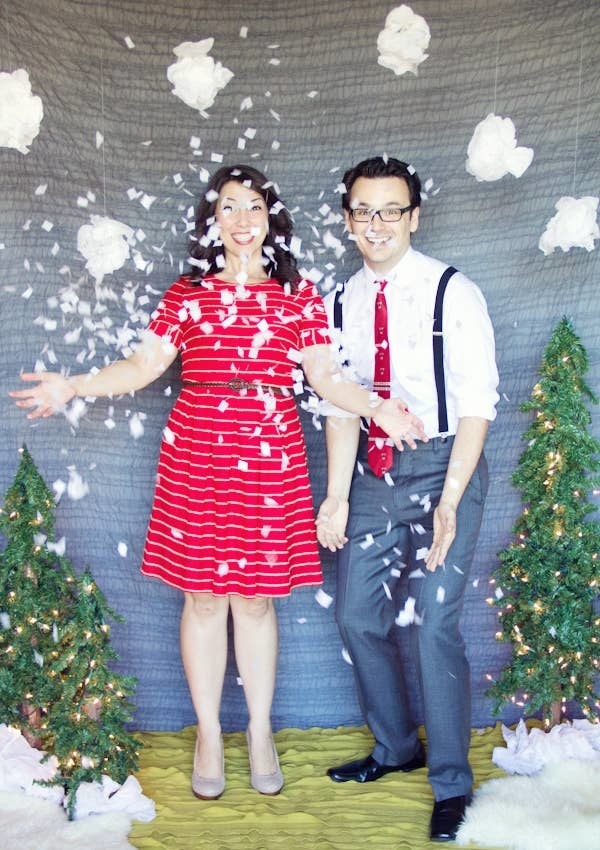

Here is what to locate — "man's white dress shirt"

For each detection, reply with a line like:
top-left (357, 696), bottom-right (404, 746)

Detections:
top-left (322, 247), bottom-right (499, 438)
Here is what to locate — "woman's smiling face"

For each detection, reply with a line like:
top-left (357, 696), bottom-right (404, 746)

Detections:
top-left (215, 180), bottom-right (269, 264)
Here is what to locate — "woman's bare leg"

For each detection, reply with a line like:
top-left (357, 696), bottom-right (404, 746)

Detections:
top-left (180, 592), bottom-right (230, 777)
top-left (230, 594), bottom-right (279, 774)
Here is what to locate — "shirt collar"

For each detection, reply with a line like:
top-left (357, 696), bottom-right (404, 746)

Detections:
top-left (362, 246), bottom-right (416, 287)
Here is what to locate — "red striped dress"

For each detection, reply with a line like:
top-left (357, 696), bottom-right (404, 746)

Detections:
top-left (140, 274), bottom-right (330, 597)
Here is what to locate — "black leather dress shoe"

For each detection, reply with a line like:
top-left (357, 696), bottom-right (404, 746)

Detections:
top-left (429, 794), bottom-right (470, 842)
top-left (327, 744), bottom-right (426, 783)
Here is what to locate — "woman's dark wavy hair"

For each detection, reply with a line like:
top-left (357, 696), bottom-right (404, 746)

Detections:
top-left (187, 164), bottom-right (300, 291)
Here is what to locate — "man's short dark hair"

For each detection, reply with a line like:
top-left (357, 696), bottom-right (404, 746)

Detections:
top-left (341, 157), bottom-right (422, 211)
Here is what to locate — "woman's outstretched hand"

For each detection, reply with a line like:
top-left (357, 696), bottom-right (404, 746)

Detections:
top-left (9, 372), bottom-right (76, 419)
top-left (372, 398), bottom-right (428, 450)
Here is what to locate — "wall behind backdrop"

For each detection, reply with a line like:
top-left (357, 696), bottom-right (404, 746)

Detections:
top-left (1, 0), bottom-right (598, 732)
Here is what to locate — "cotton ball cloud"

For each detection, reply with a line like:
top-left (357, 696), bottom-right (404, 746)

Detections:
top-left (539, 196), bottom-right (599, 255)
top-left (167, 38), bottom-right (234, 112)
top-left (0, 68), bottom-right (43, 154)
top-left (77, 215), bottom-right (135, 284)
top-left (466, 114), bottom-right (534, 182)
top-left (377, 5), bottom-right (431, 76)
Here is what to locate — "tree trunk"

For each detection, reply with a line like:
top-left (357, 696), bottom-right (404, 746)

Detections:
top-left (549, 699), bottom-right (562, 727)
top-left (20, 701), bottom-right (42, 748)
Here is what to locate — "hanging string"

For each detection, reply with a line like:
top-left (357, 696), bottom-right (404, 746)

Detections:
top-left (100, 46), bottom-right (107, 216)
top-left (571, 2), bottom-right (585, 195)
top-left (2, 0), bottom-right (13, 70)
top-left (492, 29), bottom-right (500, 114)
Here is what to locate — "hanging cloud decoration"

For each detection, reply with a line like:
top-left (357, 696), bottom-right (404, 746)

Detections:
top-left (539, 195), bottom-right (599, 255)
top-left (0, 69), bottom-right (43, 154)
top-left (466, 114), bottom-right (534, 182)
top-left (167, 38), bottom-right (234, 112)
top-left (377, 5), bottom-right (431, 76)
top-left (77, 215), bottom-right (135, 284)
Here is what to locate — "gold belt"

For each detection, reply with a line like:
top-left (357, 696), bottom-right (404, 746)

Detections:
top-left (183, 379), bottom-right (289, 396)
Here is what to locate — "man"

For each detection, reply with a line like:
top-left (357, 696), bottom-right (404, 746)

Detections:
top-left (316, 156), bottom-right (499, 842)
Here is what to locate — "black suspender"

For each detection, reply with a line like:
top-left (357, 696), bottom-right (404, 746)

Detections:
top-left (333, 283), bottom-right (348, 367)
top-left (333, 283), bottom-right (345, 334)
top-left (432, 266), bottom-right (457, 434)
top-left (333, 267), bottom-right (458, 436)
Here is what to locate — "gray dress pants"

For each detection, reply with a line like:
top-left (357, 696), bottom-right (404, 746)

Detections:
top-left (336, 434), bottom-right (488, 801)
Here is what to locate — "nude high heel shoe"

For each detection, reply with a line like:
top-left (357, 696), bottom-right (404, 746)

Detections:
top-left (246, 728), bottom-right (284, 795)
top-left (192, 733), bottom-right (225, 800)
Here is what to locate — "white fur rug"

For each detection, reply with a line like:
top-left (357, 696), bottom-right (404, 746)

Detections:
top-left (456, 759), bottom-right (600, 850)
top-left (0, 791), bottom-right (135, 850)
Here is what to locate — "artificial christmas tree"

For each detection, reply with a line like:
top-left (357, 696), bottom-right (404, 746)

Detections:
top-left (0, 445), bottom-right (141, 816)
top-left (488, 318), bottom-right (600, 726)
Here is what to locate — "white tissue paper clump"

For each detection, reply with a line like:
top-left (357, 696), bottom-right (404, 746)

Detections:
top-left (0, 724), bottom-right (63, 803)
top-left (0, 68), bottom-right (43, 154)
top-left (493, 718), bottom-right (600, 776)
top-left (167, 38), bottom-right (234, 112)
top-left (539, 195), bottom-right (599, 255)
top-left (72, 774), bottom-right (155, 821)
top-left (466, 113), bottom-right (534, 182)
top-left (377, 5), bottom-right (431, 76)
top-left (77, 215), bottom-right (135, 284)
top-left (0, 724), bottom-right (155, 821)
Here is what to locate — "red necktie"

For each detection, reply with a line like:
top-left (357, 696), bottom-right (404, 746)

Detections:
top-left (368, 280), bottom-right (393, 477)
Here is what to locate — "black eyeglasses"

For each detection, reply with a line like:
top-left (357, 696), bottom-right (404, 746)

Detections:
top-left (350, 205), bottom-right (413, 223)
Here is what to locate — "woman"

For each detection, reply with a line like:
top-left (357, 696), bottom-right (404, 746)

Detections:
top-left (10, 164), bottom-right (425, 799)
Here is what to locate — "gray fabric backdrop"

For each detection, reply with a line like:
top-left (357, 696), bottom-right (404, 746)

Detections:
top-left (1, 0), bottom-right (598, 731)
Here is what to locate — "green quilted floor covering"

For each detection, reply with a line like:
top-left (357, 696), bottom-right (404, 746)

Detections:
top-left (130, 724), bottom-right (507, 849)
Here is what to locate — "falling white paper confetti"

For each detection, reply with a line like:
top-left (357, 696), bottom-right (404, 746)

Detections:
top-left (129, 412), bottom-right (145, 439)
top-left (77, 215), bottom-right (134, 284)
top-left (538, 195), bottom-right (599, 255)
top-left (163, 426), bottom-right (176, 444)
top-left (67, 467), bottom-right (89, 501)
top-left (167, 39), bottom-right (234, 112)
top-left (0, 68), bottom-right (43, 153)
top-left (359, 533), bottom-right (375, 550)
top-left (396, 596), bottom-right (416, 626)
top-left (315, 588), bottom-right (334, 609)
top-left (466, 114), bottom-right (534, 182)
top-left (64, 397), bottom-right (87, 428)
top-left (46, 536), bottom-right (66, 556)
top-left (377, 5), bottom-right (430, 76)
top-left (52, 478), bottom-right (66, 501)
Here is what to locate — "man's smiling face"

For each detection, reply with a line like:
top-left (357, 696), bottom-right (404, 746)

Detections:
top-left (344, 176), bottom-right (420, 274)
